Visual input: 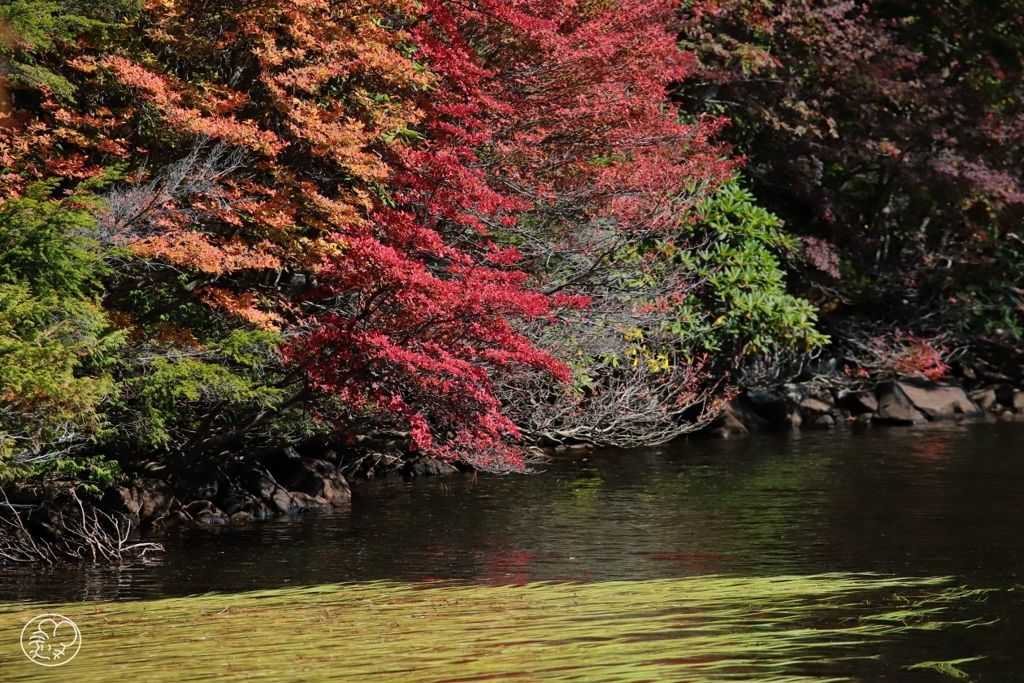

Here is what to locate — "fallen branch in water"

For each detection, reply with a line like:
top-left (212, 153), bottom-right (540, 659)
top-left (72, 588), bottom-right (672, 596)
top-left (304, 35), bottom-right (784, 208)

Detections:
top-left (0, 487), bottom-right (162, 565)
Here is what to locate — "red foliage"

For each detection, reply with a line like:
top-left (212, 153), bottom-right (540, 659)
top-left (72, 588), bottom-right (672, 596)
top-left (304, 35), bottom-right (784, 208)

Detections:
top-left (844, 330), bottom-right (951, 382)
top-left (889, 334), bottom-right (951, 382)
top-left (6, 0), bottom-right (732, 469)
top-left (678, 0), bottom-right (1024, 336)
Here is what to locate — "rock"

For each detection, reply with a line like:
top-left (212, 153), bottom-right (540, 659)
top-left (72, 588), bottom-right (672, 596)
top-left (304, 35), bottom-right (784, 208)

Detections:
top-left (875, 382), bottom-right (928, 424)
top-left (131, 478), bottom-right (178, 525)
top-left (724, 396), bottom-right (771, 431)
top-left (1014, 390), bottom-right (1024, 412)
top-left (229, 511), bottom-right (254, 523)
top-left (805, 413), bottom-right (835, 428)
top-left (267, 458), bottom-right (352, 505)
top-left (103, 478), bottom-right (177, 526)
top-left (183, 500), bottom-right (229, 525)
top-left (288, 492), bottom-right (331, 510)
top-left (746, 387), bottom-right (801, 428)
top-left (219, 489), bottom-right (270, 519)
top-left (970, 387), bottom-right (999, 412)
top-left (101, 486), bottom-right (141, 521)
top-left (746, 384), bottom-right (836, 429)
top-left (855, 412), bottom-right (874, 425)
top-left (239, 469), bottom-right (277, 500)
top-left (172, 468), bottom-right (228, 504)
top-left (709, 411), bottom-right (749, 438)
top-left (799, 396), bottom-right (835, 415)
top-left (837, 389), bottom-right (878, 415)
top-left (403, 456), bottom-right (458, 478)
top-left (318, 449), bottom-right (342, 466)
top-left (798, 389), bottom-right (837, 428)
top-left (167, 510), bottom-right (191, 524)
top-left (239, 468), bottom-right (304, 514)
top-left (896, 378), bottom-right (982, 420)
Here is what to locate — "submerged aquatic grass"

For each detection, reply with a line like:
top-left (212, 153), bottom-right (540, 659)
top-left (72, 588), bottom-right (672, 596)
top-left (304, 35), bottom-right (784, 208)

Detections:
top-left (0, 574), bottom-right (986, 682)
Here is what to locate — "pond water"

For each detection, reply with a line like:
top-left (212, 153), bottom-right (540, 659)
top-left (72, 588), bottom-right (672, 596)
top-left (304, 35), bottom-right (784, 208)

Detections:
top-left (1, 420), bottom-right (1023, 681)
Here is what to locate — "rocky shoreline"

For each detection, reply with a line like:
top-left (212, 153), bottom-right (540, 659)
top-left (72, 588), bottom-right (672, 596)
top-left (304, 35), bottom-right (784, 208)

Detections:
top-left (2, 374), bottom-right (1021, 565)
top-left (706, 377), bottom-right (1024, 438)
top-left (0, 441), bottom-right (458, 564)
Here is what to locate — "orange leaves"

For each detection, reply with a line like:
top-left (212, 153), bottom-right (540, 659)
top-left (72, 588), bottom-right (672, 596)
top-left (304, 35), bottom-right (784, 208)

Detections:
top-left (44, 153), bottom-right (100, 179)
top-left (3, 0), bottom-right (729, 465)
top-left (200, 288), bottom-right (284, 331)
top-left (130, 233), bottom-right (281, 275)
top-left (247, 1), bottom-right (431, 177)
top-left (102, 56), bottom-right (287, 156)
top-left (284, 101), bottom-right (388, 181)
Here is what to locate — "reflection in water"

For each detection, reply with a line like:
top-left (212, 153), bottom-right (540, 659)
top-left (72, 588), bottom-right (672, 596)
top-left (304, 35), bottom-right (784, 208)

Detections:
top-left (0, 575), bottom-right (994, 682)
top-left (2, 421), bottom-right (1023, 678)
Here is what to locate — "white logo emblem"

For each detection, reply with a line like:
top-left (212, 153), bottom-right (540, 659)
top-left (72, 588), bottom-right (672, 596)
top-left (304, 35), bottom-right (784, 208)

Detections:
top-left (20, 613), bottom-right (81, 667)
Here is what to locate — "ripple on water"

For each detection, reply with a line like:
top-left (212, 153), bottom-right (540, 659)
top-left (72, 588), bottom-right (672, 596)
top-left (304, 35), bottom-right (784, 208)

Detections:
top-left (0, 575), bottom-right (995, 683)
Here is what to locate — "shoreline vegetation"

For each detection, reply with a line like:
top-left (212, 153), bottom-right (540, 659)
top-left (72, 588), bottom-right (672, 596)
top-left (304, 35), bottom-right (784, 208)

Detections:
top-left (1, 0), bottom-right (1022, 564)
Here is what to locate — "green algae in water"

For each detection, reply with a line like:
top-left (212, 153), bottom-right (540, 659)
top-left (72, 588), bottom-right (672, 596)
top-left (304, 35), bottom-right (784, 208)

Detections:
top-left (0, 574), bottom-right (987, 682)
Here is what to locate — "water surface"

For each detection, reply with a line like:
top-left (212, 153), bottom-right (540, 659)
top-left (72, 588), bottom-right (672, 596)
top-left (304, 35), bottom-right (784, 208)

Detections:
top-left (2, 421), bottom-right (1023, 680)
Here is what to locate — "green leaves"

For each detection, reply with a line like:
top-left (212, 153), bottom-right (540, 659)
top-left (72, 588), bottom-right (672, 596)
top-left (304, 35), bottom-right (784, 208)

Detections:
top-left (124, 352), bottom-right (284, 449)
top-left (662, 177), bottom-right (828, 356)
top-left (0, 181), bottom-right (120, 478)
top-left (0, 180), bottom-right (107, 298)
top-left (0, 0), bottom-right (140, 102)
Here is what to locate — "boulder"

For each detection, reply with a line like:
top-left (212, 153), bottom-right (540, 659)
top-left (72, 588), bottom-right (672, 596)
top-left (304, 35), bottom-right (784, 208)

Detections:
top-left (804, 412), bottom-right (835, 428)
top-left (837, 389), bottom-right (878, 415)
top-left (875, 382), bottom-right (928, 424)
top-left (103, 477), bottom-right (177, 526)
top-left (219, 489), bottom-right (271, 519)
top-left (172, 468), bottom-right (228, 504)
top-left (101, 486), bottom-right (141, 521)
top-left (708, 411), bottom-right (749, 438)
top-left (724, 395), bottom-right (771, 431)
top-left (268, 457), bottom-right (351, 505)
top-left (239, 469), bottom-right (303, 514)
top-left (896, 378), bottom-right (982, 420)
top-left (229, 511), bottom-right (254, 523)
top-left (1014, 390), bottom-right (1024, 412)
top-left (183, 500), bottom-right (229, 525)
top-left (970, 387), bottom-right (999, 412)
top-left (288, 492), bottom-right (332, 510)
top-left (799, 395), bottom-right (835, 415)
top-left (131, 478), bottom-right (178, 524)
top-left (167, 510), bottom-right (191, 525)
top-left (798, 389), bottom-right (837, 427)
top-left (746, 384), bottom-right (836, 429)
top-left (746, 387), bottom-right (801, 428)
top-left (403, 456), bottom-right (458, 478)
